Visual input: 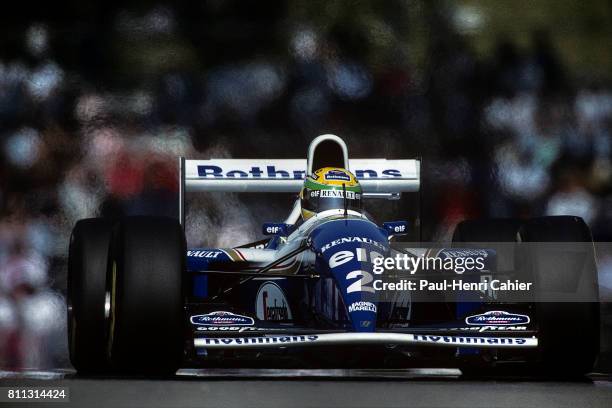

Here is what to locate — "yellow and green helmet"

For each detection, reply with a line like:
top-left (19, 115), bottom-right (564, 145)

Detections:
top-left (300, 167), bottom-right (362, 220)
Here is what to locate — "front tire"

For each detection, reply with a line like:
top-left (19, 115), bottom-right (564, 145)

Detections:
top-left (68, 218), bottom-right (113, 373)
top-left (107, 216), bottom-right (185, 375)
top-left (519, 216), bottom-right (599, 377)
top-left (453, 216), bottom-right (599, 377)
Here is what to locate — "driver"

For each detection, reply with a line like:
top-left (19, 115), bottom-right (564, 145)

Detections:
top-left (300, 167), bottom-right (362, 220)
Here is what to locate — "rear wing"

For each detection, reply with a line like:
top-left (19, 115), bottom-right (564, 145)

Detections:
top-left (179, 157), bottom-right (420, 225)
top-left (181, 158), bottom-right (420, 193)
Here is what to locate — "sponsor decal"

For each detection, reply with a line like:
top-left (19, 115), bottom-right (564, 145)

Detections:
top-left (320, 190), bottom-right (359, 199)
top-left (256, 282), bottom-right (293, 321)
top-left (310, 190), bottom-right (360, 199)
top-left (320, 236), bottom-right (387, 253)
top-left (262, 223), bottom-right (290, 236)
top-left (348, 301), bottom-right (377, 313)
top-left (187, 250), bottom-right (222, 259)
top-left (329, 250), bottom-right (355, 268)
top-left (197, 165), bottom-right (402, 180)
top-left (449, 326), bottom-right (527, 333)
top-left (202, 335), bottom-right (319, 346)
top-left (190, 311), bottom-right (254, 326)
top-left (382, 221), bottom-right (408, 234)
top-left (328, 249), bottom-right (384, 269)
top-left (466, 311), bottom-right (530, 326)
top-left (325, 169), bottom-right (351, 181)
top-left (197, 326), bottom-right (243, 331)
top-left (412, 334), bottom-right (529, 345)
top-left (196, 326), bottom-right (279, 332)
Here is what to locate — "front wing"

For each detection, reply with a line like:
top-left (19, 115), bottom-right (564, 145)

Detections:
top-left (194, 331), bottom-right (538, 350)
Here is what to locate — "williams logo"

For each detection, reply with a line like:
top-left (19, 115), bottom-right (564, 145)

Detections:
top-left (191, 311), bottom-right (254, 326)
top-left (325, 169), bottom-right (351, 181)
top-left (466, 311), bottom-right (530, 326)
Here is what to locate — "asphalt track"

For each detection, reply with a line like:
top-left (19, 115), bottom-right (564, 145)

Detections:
top-left (1, 369), bottom-right (612, 408)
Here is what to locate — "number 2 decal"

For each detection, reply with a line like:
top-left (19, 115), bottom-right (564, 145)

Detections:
top-left (346, 270), bottom-right (375, 293)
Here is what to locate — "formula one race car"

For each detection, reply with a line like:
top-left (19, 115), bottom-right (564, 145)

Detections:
top-left (67, 134), bottom-right (600, 376)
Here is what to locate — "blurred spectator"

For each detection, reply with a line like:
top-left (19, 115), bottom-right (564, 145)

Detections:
top-left (546, 170), bottom-right (598, 224)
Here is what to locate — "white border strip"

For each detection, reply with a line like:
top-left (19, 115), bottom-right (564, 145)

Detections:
top-left (195, 332), bottom-right (538, 349)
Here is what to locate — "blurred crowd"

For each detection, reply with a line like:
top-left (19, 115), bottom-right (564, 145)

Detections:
top-left (0, 1), bottom-right (611, 369)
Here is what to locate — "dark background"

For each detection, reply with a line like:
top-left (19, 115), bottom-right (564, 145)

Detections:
top-left (0, 0), bottom-right (611, 370)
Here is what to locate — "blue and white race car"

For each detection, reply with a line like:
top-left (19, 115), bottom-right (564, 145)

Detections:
top-left (67, 135), bottom-right (599, 376)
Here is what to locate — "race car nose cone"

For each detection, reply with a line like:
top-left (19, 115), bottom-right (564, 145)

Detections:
top-left (310, 218), bottom-right (388, 333)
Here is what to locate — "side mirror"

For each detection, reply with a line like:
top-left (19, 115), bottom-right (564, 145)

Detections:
top-left (382, 221), bottom-right (409, 236)
top-left (262, 223), bottom-right (291, 237)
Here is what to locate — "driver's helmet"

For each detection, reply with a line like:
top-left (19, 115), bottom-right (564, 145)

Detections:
top-left (300, 167), bottom-right (362, 220)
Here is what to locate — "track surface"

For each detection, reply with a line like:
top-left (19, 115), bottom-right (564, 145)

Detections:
top-left (1, 369), bottom-right (612, 408)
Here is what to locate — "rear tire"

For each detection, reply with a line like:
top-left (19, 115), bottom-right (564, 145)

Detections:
top-left (108, 216), bottom-right (185, 375)
top-left (452, 218), bottom-right (522, 273)
top-left (68, 218), bottom-right (113, 373)
top-left (452, 218), bottom-right (522, 243)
